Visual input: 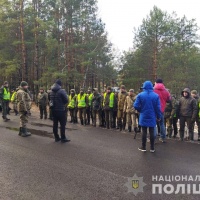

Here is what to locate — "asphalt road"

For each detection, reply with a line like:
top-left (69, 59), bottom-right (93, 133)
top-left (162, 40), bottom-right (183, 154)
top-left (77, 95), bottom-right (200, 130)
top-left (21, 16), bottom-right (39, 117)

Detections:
top-left (0, 112), bottom-right (200, 200)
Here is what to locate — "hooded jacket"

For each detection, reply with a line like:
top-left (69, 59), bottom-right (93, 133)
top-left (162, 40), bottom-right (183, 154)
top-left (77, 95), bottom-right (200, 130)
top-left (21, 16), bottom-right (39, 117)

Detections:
top-left (177, 88), bottom-right (197, 119)
top-left (154, 83), bottom-right (170, 113)
top-left (134, 81), bottom-right (161, 127)
top-left (50, 83), bottom-right (68, 111)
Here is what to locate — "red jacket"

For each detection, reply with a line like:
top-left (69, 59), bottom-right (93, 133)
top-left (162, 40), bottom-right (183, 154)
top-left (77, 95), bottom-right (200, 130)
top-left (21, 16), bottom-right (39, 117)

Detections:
top-left (154, 83), bottom-right (170, 113)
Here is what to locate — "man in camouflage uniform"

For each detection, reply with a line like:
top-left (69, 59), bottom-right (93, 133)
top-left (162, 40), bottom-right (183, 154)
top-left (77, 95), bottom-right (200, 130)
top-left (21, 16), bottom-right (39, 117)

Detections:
top-left (123, 89), bottom-right (137, 132)
top-left (37, 87), bottom-right (48, 119)
top-left (77, 88), bottom-right (88, 125)
top-left (67, 89), bottom-right (77, 123)
top-left (117, 85), bottom-right (128, 131)
top-left (164, 94), bottom-right (176, 138)
top-left (16, 81), bottom-right (31, 137)
top-left (0, 81), bottom-right (11, 121)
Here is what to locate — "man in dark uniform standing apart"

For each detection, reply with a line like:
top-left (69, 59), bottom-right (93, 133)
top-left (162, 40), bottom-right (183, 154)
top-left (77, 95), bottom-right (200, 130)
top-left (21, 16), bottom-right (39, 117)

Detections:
top-left (50, 79), bottom-right (70, 143)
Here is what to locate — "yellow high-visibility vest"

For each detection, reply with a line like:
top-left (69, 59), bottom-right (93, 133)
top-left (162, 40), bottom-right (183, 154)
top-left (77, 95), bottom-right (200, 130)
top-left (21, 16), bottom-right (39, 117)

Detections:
top-left (68, 95), bottom-right (77, 109)
top-left (3, 88), bottom-right (10, 100)
top-left (77, 94), bottom-right (86, 108)
top-left (103, 92), bottom-right (114, 108)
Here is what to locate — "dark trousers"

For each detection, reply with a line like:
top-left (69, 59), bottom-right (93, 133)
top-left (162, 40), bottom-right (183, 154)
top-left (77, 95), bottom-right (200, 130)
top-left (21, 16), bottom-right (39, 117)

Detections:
top-left (142, 127), bottom-right (155, 149)
top-left (39, 105), bottom-right (47, 119)
top-left (52, 110), bottom-right (67, 139)
top-left (93, 109), bottom-right (102, 126)
top-left (86, 107), bottom-right (93, 124)
top-left (179, 116), bottom-right (193, 140)
top-left (2, 100), bottom-right (9, 119)
top-left (69, 108), bottom-right (76, 123)
top-left (104, 109), bottom-right (113, 129)
top-left (172, 117), bottom-right (178, 136)
top-left (113, 110), bottom-right (117, 128)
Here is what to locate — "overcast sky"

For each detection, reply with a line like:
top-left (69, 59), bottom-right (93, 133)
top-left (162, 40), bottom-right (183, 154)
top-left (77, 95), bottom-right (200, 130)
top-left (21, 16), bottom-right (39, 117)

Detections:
top-left (97, 0), bottom-right (200, 52)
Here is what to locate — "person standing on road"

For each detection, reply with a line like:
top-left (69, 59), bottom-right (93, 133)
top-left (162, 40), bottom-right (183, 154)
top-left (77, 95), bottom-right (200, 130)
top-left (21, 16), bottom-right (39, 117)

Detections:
top-left (86, 88), bottom-right (93, 125)
top-left (77, 88), bottom-right (88, 126)
top-left (117, 85), bottom-right (128, 131)
top-left (190, 90), bottom-right (200, 141)
top-left (154, 78), bottom-right (171, 143)
top-left (50, 79), bottom-right (70, 143)
top-left (103, 86), bottom-right (116, 129)
top-left (67, 89), bottom-right (77, 123)
top-left (123, 89), bottom-right (137, 133)
top-left (0, 81), bottom-right (11, 121)
top-left (16, 81), bottom-right (32, 137)
top-left (134, 81), bottom-right (161, 153)
top-left (37, 88), bottom-right (48, 119)
top-left (92, 88), bottom-right (102, 127)
top-left (177, 88), bottom-right (197, 141)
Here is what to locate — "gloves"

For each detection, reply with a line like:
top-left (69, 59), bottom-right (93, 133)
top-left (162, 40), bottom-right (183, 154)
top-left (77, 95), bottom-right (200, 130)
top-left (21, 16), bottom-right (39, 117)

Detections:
top-left (24, 111), bottom-right (28, 115)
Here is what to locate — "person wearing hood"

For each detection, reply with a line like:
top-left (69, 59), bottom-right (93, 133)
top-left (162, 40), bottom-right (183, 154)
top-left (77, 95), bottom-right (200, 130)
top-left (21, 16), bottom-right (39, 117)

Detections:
top-left (16, 81), bottom-right (32, 137)
top-left (154, 78), bottom-right (171, 143)
top-left (50, 79), bottom-right (70, 143)
top-left (177, 88), bottom-right (197, 141)
top-left (191, 90), bottom-right (200, 141)
top-left (134, 81), bottom-right (161, 153)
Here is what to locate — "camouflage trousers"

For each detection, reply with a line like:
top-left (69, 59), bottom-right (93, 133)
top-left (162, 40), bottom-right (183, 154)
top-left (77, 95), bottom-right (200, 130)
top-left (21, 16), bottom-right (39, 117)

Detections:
top-left (19, 112), bottom-right (28, 128)
top-left (126, 112), bottom-right (137, 128)
top-left (165, 117), bottom-right (173, 136)
top-left (117, 109), bottom-right (126, 127)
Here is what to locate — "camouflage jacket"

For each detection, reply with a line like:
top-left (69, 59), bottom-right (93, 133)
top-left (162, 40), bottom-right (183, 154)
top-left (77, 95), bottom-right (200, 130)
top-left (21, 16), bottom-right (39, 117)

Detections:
top-left (37, 92), bottom-right (48, 106)
top-left (123, 94), bottom-right (137, 114)
top-left (118, 91), bottom-right (128, 110)
top-left (16, 87), bottom-right (32, 112)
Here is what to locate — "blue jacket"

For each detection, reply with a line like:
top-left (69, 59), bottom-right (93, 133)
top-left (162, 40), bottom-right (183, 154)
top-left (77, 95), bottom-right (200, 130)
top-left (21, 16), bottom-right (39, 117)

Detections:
top-left (134, 81), bottom-right (161, 127)
top-left (50, 83), bottom-right (68, 111)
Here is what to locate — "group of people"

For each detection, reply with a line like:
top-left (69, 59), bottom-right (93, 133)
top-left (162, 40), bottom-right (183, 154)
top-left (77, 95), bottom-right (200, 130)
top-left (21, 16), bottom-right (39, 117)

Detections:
top-left (0, 78), bottom-right (200, 149)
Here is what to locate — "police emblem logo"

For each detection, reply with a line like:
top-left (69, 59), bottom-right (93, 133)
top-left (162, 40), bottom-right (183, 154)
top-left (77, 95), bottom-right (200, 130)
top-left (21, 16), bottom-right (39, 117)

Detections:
top-left (125, 174), bottom-right (146, 196)
top-left (132, 180), bottom-right (139, 189)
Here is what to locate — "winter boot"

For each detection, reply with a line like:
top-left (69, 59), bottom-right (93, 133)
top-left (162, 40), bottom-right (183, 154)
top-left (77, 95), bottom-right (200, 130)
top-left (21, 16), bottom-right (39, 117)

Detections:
top-left (122, 124), bottom-right (126, 131)
top-left (128, 126), bottom-right (131, 132)
top-left (19, 127), bottom-right (23, 136)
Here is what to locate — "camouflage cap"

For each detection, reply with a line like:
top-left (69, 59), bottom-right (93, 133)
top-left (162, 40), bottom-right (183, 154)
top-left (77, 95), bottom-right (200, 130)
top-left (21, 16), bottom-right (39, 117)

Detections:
top-left (191, 90), bottom-right (197, 95)
top-left (129, 89), bottom-right (134, 93)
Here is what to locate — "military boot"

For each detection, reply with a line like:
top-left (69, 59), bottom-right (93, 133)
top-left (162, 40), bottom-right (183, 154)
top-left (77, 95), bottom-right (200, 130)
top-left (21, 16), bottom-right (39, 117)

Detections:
top-left (19, 127), bottom-right (23, 136)
top-left (22, 127), bottom-right (31, 137)
top-left (21, 127), bottom-right (28, 137)
top-left (81, 119), bottom-right (83, 125)
top-left (128, 126), bottom-right (131, 132)
top-left (84, 119), bottom-right (87, 126)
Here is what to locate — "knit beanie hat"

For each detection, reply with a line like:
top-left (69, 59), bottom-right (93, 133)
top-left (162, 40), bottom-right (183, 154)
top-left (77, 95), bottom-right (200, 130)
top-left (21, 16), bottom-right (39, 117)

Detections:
top-left (191, 90), bottom-right (197, 95)
top-left (155, 78), bottom-right (163, 83)
top-left (20, 81), bottom-right (28, 87)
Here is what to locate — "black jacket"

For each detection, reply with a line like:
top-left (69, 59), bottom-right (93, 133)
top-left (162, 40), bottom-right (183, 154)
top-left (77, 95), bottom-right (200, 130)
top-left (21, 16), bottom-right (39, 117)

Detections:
top-left (92, 93), bottom-right (102, 110)
top-left (50, 83), bottom-right (68, 111)
top-left (178, 88), bottom-right (197, 119)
